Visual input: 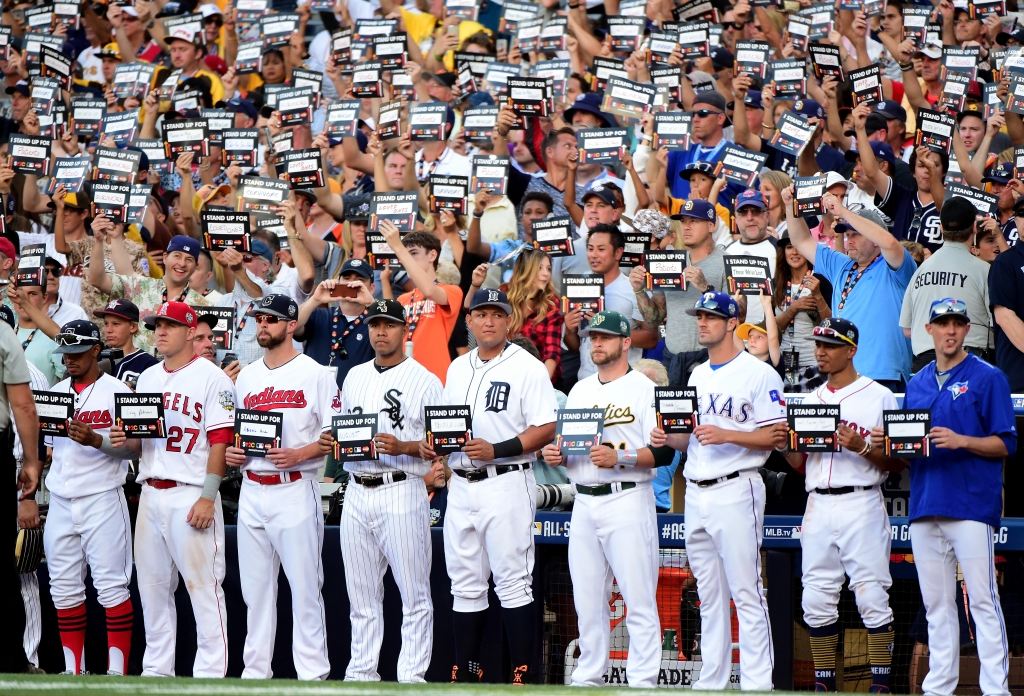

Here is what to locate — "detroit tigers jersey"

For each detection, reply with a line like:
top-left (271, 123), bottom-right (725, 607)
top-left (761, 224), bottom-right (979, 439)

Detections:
top-left (236, 353), bottom-right (342, 474)
top-left (443, 343), bottom-right (559, 470)
top-left (45, 373), bottom-right (134, 499)
top-left (338, 357), bottom-right (443, 477)
top-left (799, 377), bottom-right (897, 490)
top-left (685, 350), bottom-right (787, 480)
top-left (564, 369), bottom-right (658, 486)
top-left (136, 355), bottom-right (236, 486)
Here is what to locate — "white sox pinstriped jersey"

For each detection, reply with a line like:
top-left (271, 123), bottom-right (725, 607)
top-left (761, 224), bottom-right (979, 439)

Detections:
top-left (45, 373), bottom-right (134, 499)
top-left (799, 377), bottom-right (898, 490)
top-left (443, 343), bottom-right (559, 470)
top-left (338, 357), bottom-right (443, 477)
top-left (235, 354), bottom-right (342, 474)
top-left (564, 369), bottom-right (658, 485)
top-left (14, 361), bottom-right (49, 463)
top-left (135, 356), bottom-right (235, 486)
top-left (685, 350), bottom-right (787, 480)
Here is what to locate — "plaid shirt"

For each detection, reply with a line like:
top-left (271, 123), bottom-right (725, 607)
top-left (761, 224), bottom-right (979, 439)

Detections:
top-left (519, 304), bottom-right (564, 383)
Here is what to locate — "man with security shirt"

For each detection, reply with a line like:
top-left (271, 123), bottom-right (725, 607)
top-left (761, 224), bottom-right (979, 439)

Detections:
top-left (898, 298), bottom-right (1015, 696)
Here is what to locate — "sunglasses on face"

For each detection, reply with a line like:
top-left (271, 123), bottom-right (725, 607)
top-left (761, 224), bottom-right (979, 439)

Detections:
top-left (254, 314), bottom-right (282, 325)
top-left (45, 266), bottom-right (61, 277)
top-left (812, 326), bottom-right (855, 346)
top-left (55, 333), bottom-right (96, 347)
top-left (693, 109), bottom-right (723, 118)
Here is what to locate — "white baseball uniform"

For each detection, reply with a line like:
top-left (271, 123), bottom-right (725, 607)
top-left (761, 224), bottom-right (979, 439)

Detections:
top-left (443, 343), bottom-right (558, 611)
top-left (43, 372), bottom-right (135, 674)
top-left (799, 378), bottom-right (896, 630)
top-left (234, 354), bottom-right (339, 681)
top-left (336, 357), bottom-right (442, 683)
top-left (685, 350), bottom-right (786, 692)
top-left (563, 368), bottom-right (662, 689)
top-left (134, 355), bottom-right (235, 678)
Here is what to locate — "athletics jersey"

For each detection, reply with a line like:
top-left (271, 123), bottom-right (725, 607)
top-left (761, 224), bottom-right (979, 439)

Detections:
top-left (563, 368), bottom-right (657, 486)
top-left (338, 357), bottom-right (443, 477)
top-left (443, 343), bottom-right (558, 470)
top-left (136, 355), bottom-right (236, 486)
top-left (685, 350), bottom-right (786, 480)
top-left (800, 377), bottom-right (897, 491)
top-left (236, 354), bottom-right (342, 475)
top-left (45, 373), bottom-right (134, 499)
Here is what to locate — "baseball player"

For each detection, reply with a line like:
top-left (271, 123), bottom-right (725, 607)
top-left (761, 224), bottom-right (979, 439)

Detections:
top-left (43, 320), bottom-right (136, 676)
top-left (652, 291), bottom-right (786, 691)
top-left (225, 294), bottom-right (337, 680)
top-left (903, 299), bottom-right (1015, 696)
top-left (109, 302), bottom-right (236, 678)
top-left (770, 318), bottom-right (900, 693)
top-left (316, 298), bottom-right (442, 682)
top-left (421, 288), bottom-right (558, 684)
top-left (541, 310), bottom-right (675, 689)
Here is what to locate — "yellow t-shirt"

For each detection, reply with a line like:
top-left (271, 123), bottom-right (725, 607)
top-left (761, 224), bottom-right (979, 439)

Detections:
top-left (401, 7), bottom-right (439, 48)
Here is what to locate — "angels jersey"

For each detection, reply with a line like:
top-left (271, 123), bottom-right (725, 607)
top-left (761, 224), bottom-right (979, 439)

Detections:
top-left (685, 350), bottom-right (787, 480)
top-left (236, 354), bottom-right (342, 474)
top-left (338, 357), bottom-right (443, 477)
top-left (136, 355), bottom-right (236, 486)
top-left (800, 377), bottom-right (897, 490)
top-left (45, 372), bottom-right (134, 499)
top-left (563, 369), bottom-right (658, 486)
top-left (443, 343), bottom-right (559, 470)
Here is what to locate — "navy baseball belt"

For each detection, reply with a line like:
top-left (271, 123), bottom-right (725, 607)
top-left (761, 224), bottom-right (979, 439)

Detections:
top-left (352, 471), bottom-right (407, 488)
top-left (813, 484), bottom-right (877, 496)
top-left (575, 482), bottom-right (637, 497)
top-left (687, 471), bottom-right (741, 488)
top-left (453, 463), bottom-right (530, 482)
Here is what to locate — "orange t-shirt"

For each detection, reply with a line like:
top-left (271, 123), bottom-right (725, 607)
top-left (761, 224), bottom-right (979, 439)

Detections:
top-left (399, 284), bottom-right (464, 385)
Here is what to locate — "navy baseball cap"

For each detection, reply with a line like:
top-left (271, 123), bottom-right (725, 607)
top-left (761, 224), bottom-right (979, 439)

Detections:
top-left (735, 189), bottom-right (768, 211)
top-left (5, 80), bottom-right (29, 97)
top-left (579, 310), bottom-right (631, 338)
top-left (710, 46), bottom-right (735, 71)
top-left (812, 317), bottom-right (859, 346)
top-left (246, 293), bottom-right (299, 320)
top-left (469, 288), bottom-right (513, 315)
top-left (582, 185), bottom-right (619, 208)
top-left (0, 305), bottom-right (15, 330)
top-left (875, 99), bottom-right (907, 122)
top-left (670, 199), bottom-right (716, 222)
top-left (744, 91), bottom-right (763, 110)
top-left (845, 112), bottom-right (888, 137)
top-left (983, 161), bottom-right (1015, 184)
top-left (249, 238), bottom-right (274, 263)
top-left (54, 320), bottom-right (103, 354)
top-left (563, 93), bottom-right (617, 129)
top-left (790, 99), bottom-right (824, 119)
top-left (339, 258), bottom-right (373, 279)
top-left (365, 298), bottom-right (406, 324)
top-left (845, 141), bottom-right (897, 169)
top-left (218, 97), bottom-right (258, 121)
top-left (166, 235), bottom-right (200, 260)
top-left (344, 194), bottom-right (371, 222)
top-left (686, 291), bottom-right (739, 319)
top-left (929, 297), bottom-right (970, 324)
top-left (94, 298), bottom-right (141, 322)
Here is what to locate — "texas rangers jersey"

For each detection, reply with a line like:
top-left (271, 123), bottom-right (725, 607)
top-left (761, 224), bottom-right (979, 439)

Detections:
top-left (136, 355), bottom-right (236, 486)
top-left (338, 357), bottom-right (443, 477)
top-left (685, 350), bottom-right (787, 480)
top-left (800, 377), bottom-right (897, 490)
top-left (236, 354), bottom-right (342, 474)
top-left (563, 368), bottom-right (658, 486)
top-left (45, 372), bottom-right (134, 499)
top-left (443, 343), bottom-right (559, 470)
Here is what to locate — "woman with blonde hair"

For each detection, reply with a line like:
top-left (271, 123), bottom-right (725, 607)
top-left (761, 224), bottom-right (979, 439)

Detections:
top-left (505, 250), bottom-right (563, 382)
top-left (759, 170), bottom-right (793, 235)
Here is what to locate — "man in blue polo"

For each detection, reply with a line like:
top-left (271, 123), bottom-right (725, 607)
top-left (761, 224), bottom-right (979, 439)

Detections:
top-left (665, 91), bottom-right (744, 213)
top-left (902, 298), bottom-right (1015, 696)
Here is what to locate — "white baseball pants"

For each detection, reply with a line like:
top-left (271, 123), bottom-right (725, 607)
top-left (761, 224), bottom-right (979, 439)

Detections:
top-left (569, 483), bottom-right (661, 689)
top-left (911, 517), bottom-right (1009, 696)
top-left (238, 477), bottom-right (329, 681)
top-left (801, 489), bottom-right (893, 629)
top-left (685, 472), bottom-right (774, 692)
top-left (135, 485), bottom-right (228, 678)
top-left (444, 467), bottom-right (536, 611)
top-left (341, 475), bottom-right (433, 683)
top-left (20, 572), bottom-right (40, 667)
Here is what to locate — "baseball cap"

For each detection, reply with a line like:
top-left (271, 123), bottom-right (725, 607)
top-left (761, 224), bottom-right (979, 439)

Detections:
top-left (218, 96), bottom-right (258, 121)
top-left (874, 100), bottom-right (907, 122)
top-left (292, 189), bottom-right (317, 204)
top-left (834, 207), bottom-right (891, 234)
top-left (671, 198), bottom-right (717, 222)
top-left (166, 235), bottom-right (200, 261)
top-left (423, 71), bottom-right (457, 89)
top-left (249, 239), bottom-right (274, 263)
top-left (563, 93), bottom-right (617, 129)
top-left (710, 46), bottom-right (735, 71)
top-left (165, 26), bottom-right (200, 47)
top-left (812, 317), bottom-right (859, 346)
top-left (246, 293), bottom-right (298, 320)
top-left (469, 288), bottom-right (513, 315)
top-left (737, 320), bottom-right (767, 340)
top-left (339, 258), bottom-right (373, 279)
top-left (94, 298), bottom-right (141, 323)
top-left (998, 27), bottom-right (1024, 45)
top-left (626, 209), bottom-right (670, 239)
top-left (579, 310), bottom-right (631, 338)
top-left (343, 194), bottom-right (371, 222)
top-left (919, 43), bottom-right (942, 59)
top-left (581, 185), bottom-right (619, 208)
top-left (0, 305), bottom-right (15, 330)
top-left (197, 313), bottom-right (219, 330)
top-left (844, 141), bottom-right (897, 170)
top-left (365, 298), bottom-right (406, 324)
top-left (0, 237), bottom-right (15, 260)
top-left (693, 91), bottom-right (730, 125)
top-left (744, 90), bottom-right (763, 110)
top-left (790, 99), bottom-right (824, 119)
top-left (940, 196), bottom-right (978, 234)
top-left (685, 291), bottom-right (739, 319)
top-left (143, 302), bottom-right (198, 329)
top-left (53, 320), bottom-right (103, 354)
top-left (735, 189), bottom-right (768, 211)
top-left (97, 42), bottom-right (121, 60)
top-left (679, 161), bottom-right (717, 181)
top-left (63, 192), bottom-right (91, 210)
top-left (929, 297), bottom-right (970, 324)
top-left (983, 162), bottom-right (1015, 184)
top-left (824, 171), bottom-right (853, 192)
top-left (199, 3), bottom-right (222, 17)
top-left (5, 80), bottom-right (28, 97)
top-left (956, 103), bottom-right (985, 124)
top-left (967, 80), bottom-right (983, 101)
top-left (192, 183), bottom-right (232, 214)
top-left (1014, 196), bottom-right (1024, 215)
top-left (844, 112), bottom-right (887, 137)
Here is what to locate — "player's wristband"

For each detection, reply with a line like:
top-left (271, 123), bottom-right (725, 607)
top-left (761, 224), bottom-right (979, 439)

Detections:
top-left (492, 437), bottom-right (523, 459)
top-left (774, 445), bottom-right (791, 455)
top-left (98, 434), bottom-right (129, 458)
top-left (857, 440), bottom-right (871, 456)
top-left (200, 473), bottom-right (222, 501)
top-left (617, 449), bottom-right (639, 467)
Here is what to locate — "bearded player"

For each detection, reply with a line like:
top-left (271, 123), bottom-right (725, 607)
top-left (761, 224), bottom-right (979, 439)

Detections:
top-left (226, 294), bottom-right (338, 680)
top-left (541, 311), bottom-right (675, 688)
top-left (770, 318), bottom-right (901, 693)
top-left (110, 302), bottom-right (236, 678)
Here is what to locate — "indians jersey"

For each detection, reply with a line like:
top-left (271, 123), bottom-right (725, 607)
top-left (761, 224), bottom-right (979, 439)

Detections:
top-left (685, 350), bottom-right (786, 480)
top-left (563, 368), bottom-right (658, 486)
top-left (236, 354), bottom-right (342, 474)
top-left (45, 373), bottom-right (134, 499)
top-left (136, 355), bottom-right (236, 486)
top-left (801, 377), bottom-right (897, 490)
top-left (338, 357), bottom-right (442, 477)
top-left (443, 343), bottom-right (559, 470)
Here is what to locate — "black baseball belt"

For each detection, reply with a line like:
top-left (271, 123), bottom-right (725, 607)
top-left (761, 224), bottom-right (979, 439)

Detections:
top-left (687, 471), bottom-right (741, 488)
top-left (352, 471), bottom-right (408, 488)
top-left (813, 484), bottom-right (877, 496)
top-left (575, 482), bottom-right (637, 497)
top-left (453, 463), bottom-right (530, 482)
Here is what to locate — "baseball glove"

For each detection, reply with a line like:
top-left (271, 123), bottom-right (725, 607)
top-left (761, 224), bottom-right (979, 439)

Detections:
top-left (15, 527), bottom-right (43, 574)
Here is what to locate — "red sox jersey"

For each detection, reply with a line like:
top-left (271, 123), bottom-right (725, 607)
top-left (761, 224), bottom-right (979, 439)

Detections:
top-left (136, 355), bottom-right (236, 486)
top-left (45, 373), bottom-right (134, 499)
top-left (236, 354), bottom-right (342, 474)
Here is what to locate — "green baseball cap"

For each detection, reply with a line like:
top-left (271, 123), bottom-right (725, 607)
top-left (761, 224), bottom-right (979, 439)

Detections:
top-left (579, 310), bottom-right (631, 338)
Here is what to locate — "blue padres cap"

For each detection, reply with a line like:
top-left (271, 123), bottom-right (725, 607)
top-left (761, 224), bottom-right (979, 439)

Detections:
top-left (685, 291), bottom-right (739, 319)
top-left (983, 161), bottom-right (1014, 185)
top-left (929, 297), bottom-right (970, 324)
top-left (791, 99), bottom-right (824, 119)
top-left (166, 235), bottom-right (199, 260)
top-left (670, 198), bottom-right (716, 222)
